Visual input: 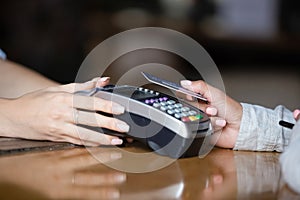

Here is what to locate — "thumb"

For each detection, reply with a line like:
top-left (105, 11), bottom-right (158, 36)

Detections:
top-left (180, 80), bottom-right (212, 101)
top-left (59, 77), bottom-right (109, 93)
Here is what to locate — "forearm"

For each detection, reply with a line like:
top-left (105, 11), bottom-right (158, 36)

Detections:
top-left (0, 59), bottom-right (59, 98)
top-left (234, 103), bottom-right (294, 152)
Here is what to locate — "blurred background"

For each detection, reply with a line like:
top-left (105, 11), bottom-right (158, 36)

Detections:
top-left (0, 0), bottom-right (299, 110)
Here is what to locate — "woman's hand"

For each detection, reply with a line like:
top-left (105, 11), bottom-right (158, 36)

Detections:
top-left (0, 77), bottom-right (130, 146)
top-left (180, 80), bottom-right (243, 148)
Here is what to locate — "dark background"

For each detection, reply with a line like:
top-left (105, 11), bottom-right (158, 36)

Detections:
top-left (0, 0), bottom-right (299, 108)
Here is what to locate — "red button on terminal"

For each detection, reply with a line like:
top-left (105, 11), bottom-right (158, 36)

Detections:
top-left (181, 117), bottom-right (190, 122)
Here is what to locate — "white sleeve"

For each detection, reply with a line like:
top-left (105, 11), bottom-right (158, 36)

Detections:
top-left (234, 103), bottom-right (294, 152)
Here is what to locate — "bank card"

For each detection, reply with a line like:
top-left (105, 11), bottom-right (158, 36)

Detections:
top-left (141, 72), bottom-right (208, 102)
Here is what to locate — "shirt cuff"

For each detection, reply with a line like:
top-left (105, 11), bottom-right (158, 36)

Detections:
top-left (233, 103), bottom-right (293, 152)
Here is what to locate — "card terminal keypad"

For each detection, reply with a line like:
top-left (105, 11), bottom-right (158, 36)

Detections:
top-left (138, 87), bottom-right (204, 123)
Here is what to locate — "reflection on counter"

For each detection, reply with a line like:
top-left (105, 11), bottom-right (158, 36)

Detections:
top-left (0, 148), bottom-right (126, 199)
top-left (193, 148), bottom-right (300, 200)
top-left (0, 146), bottom-right (300, 199)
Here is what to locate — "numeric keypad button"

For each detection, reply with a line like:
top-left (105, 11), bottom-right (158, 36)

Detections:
top-left (167, 110), bottom-right (175, 115)
top-left (174, 113), bottom-right (181, 119)
top-left (153, 102), bottom-right (161, 108)
top-left (160, 106), bottom-right (168, 111)
top-left (174, 103), bottom-right (183, 108)
top-left (160, 102), bottom-right (167, 106)
top-left (167, 100), bottom-right (176, 105)
top-left (188, 111), bottom-right (197, 116)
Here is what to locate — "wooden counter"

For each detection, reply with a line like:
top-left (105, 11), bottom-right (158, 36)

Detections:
top-left (0, 139), bottom-right (299, 200)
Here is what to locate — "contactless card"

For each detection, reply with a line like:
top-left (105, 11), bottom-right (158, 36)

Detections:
top-left (141, 72), bottom-right (208, 102)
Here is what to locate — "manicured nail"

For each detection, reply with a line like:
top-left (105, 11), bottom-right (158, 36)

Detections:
top-left (111, 138), bottom-right (123, 145)
top-left (180, 80), bottom-right (192, 86)
top-left (186, 95), bottom-right (194, 101)
top-left (113, 173), bottom-right (126, 183)
top-left (106, 189), bottom-right (120, 199)
top-left (116, 122), bottom-right (130, 132)
top-left (212, 174), bottom-right (223, 184)
top-left (107, 191), bottom-right (120, 199)
top-left (100, 77), bottom-right (110, 82)
top-left (293, 109), bottom-right (300, 120)
top-left (112, 103), bottom-right (125, 114)
top-left (216, 119), bottom-right (226, 127)
top-left (96, 77), bottom-right (110, 87)
top-left (206, 107), bottom-right (217, 116)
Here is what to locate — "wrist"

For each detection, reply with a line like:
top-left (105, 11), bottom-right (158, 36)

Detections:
top-left (0, 98), bottom-right (20, 137)
top-left (225, 97), bottom-right (243, 132)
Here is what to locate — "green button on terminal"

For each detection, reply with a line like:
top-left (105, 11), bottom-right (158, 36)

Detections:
top-left (195, 114), bottom-right (203, 120)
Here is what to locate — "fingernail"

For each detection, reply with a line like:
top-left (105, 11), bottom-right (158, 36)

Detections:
top-left (111, 138), bottom-right (123, 145)
top-left (187, 95), bottom-right (194, 101)
top-left (293, 109), bottom-right (300, 120)
top-left (96, 77), bottom-right (111, 87)
top-left (112, 103), bottom-right (125, 114)
top-left (114, 173), bottom-right (126, 183)
top-left (116, 122), bottom-right (130, 132)
top-left (212, 174), bottom-right (223, 184)
top-left (100, 77), bottom-right (110, 82)
top-left (216, 119), bottom-right (226, 127)
top-left (106, 189), bottom-right (120, 199)
top-left (180, 80), bottom-right (192, 86)
top-left (206, 107), bottom-right (217, 115)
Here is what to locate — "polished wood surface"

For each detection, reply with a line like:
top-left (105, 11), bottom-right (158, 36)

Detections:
top-left (0, 142), bottom-right (299, 200)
